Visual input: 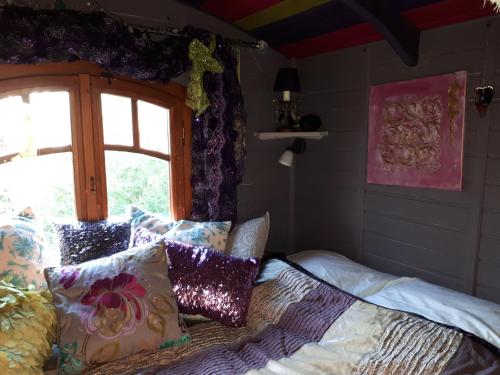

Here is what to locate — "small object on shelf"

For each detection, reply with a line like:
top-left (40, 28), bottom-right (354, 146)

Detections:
top-left (273, 67), bottom-right (302, 131)
top-left (299, 115), bottom-right (322, 131)
top-left (254, 131), bottom-right (328, 141)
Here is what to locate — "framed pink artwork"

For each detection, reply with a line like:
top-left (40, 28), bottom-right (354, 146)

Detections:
top-left (367, 71), bottom-right (467, 191)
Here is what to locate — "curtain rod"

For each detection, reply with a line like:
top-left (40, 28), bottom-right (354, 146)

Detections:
top-left (90, 0), bottom-right (268, 51)
top-left (87, 0), bottom-right (267, 50)
top-left (137, 25), bottom-right (268, 51)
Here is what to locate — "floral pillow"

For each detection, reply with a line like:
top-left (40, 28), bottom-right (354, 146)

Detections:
top-left (130, 227), bottom-right (161, 248)
top-left (45, 240), bottom-right (190, 374)
top-left (0, 207), bottom-right (46, 289)
top-left (0, 281), bottom-right (56, 375)
top-left (163, 220), bottom-right (231, 252)
top-left (129, 206), bottom-right (174, 243)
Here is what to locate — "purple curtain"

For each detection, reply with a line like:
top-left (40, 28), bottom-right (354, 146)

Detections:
top-left (190, 31), bottom-right (246, 223)
top-left (0, 6), bottom-right (245, 222)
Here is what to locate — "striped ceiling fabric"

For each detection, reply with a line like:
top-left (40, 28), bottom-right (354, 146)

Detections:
top-left (182, 0), bottom-right (498, 59)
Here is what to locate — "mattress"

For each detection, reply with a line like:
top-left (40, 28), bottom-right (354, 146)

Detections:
top-left (287, 249), bottom-right (500, 349)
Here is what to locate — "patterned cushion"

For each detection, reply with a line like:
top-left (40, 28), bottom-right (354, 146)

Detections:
top-left (129, 206), bottom-right (174, 244)
top-left (163, 220), bottom-right (231, 252)
top-left (0, 281), bottom-right (56, 374)
top-left (45, 240), bottom-right (190, 373)
top-left (165, 240), bottom-right (260, 327)
top-left (226, 212), bottom-right (270, 259)
top-left (53, 220), bottom-right (131, 265)
top-left (0, 207), bottom-right (46, 289)
top-left (130, 227), bottom-right (161, 248)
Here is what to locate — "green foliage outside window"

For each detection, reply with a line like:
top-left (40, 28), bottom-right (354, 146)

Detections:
top-left (0, 151), bottom-right (170, 265)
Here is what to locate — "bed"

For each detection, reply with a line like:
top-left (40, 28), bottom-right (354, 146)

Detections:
top-left (55, 250), bottom-right (499, 374)
top-left (288, 250), bottom-right (500, 348)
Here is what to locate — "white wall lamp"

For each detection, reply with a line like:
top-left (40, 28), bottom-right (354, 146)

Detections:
top-left (279, 138), bottom-right (307, 167)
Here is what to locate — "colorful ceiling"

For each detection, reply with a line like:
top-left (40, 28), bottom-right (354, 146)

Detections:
top-left (182, 0), bottom-right (497, 59)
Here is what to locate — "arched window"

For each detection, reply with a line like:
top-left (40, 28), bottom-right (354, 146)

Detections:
top-left (0, 62), bottom-right (192, 264)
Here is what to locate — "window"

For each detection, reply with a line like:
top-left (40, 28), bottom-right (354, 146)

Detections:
top-left (0, 63), bottom-right (191, 265)
top-left (100, 93), bottom-right (172, 217)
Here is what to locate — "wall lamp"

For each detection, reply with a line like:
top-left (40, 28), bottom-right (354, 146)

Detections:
top-left (279, 138), bottom-right (307, 167)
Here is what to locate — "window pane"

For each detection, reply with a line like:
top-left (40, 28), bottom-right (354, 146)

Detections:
top-left (0, 153), bottom-right (76, 266)
top-left (0, 91), bottom-right (72, 156)
top-left (30, 91), bottom-right (72, 148)
top-left (0, 96), bottom-right (27, 156)
top-left (105, 151), bottom-right (170, 218)
top-left (138, 100), bottom-right (170, 153)
top-left (101, 94), bottom-right (133, 146)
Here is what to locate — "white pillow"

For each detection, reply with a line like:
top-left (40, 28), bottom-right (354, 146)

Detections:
top-left (225, 212), bottom-right (270, 259)
top-left (287, 250), bottom-right (402, 297)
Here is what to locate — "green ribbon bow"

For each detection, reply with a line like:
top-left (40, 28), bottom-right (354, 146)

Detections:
top-left (186, 35), bottom-right (224, 116)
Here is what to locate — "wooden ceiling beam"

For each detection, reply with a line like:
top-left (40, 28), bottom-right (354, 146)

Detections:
top-left (339, 0), bottom-right (420, 66)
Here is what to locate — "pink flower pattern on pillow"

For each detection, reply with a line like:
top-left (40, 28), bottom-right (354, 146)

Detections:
top-left (58, 267), bottom-right (80, 289)
top-left (80, 273), bottom-right (147, 339)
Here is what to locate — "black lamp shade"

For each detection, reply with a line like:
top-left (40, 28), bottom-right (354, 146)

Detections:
top-left (273, 68), bottom-right (301, 92)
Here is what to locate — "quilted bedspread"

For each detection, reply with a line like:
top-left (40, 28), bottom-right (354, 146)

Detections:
top-left (89, 259), bottom-right (499, 375)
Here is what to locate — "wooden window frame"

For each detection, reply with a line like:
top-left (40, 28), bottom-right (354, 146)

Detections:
top-left (0, 61), bottom-right (192, 221)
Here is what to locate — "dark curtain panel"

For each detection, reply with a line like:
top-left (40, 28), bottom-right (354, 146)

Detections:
top-left (190, 31), bottom-right (246, 223)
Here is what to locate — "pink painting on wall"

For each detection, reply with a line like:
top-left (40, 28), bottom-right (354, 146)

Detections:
top-left (367, 71), bottom-right (467, 191)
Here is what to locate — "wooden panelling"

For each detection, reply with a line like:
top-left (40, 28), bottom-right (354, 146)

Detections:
top-left (296, 16), bottom-right (500, 301)
top-left (314, 131), bottom-right (362, 152)
top-left (363, 232), bottom-right (464, 278)
top-left (477, 261), bottom-right (500, 289)
top-left (364, 213), bottom-right (466, 255)
top-left (487, 129), bottom-right (500, 157)
top-left (481, 211), bottom-right (500, 236)
top-left (303, 67), bottom-right (365, 93)
top-left (309, 170), bottom-right (359, 189)
top-left (476, 285), bottom-right (500, 304)
top-left (366, 183), bottom-right (475, 206)
top-left (298, 150), bottom-right (360, 172)
top-left (365, 192), bottom-right (468, 230)
top-left (479, 237), bottom-right (500, 263)
top-left (488, 102), bottom-right (500, 130)
top-left (483, 185), bottom-right (500, 209)
top-left (232, 36), bottom-right (291, 253)
top-left (314, 109), bottom-right (363, 132)
top-left (303, 89), bottom-right (365, 112)
top-left (482, 31), bottom-right (500, 297)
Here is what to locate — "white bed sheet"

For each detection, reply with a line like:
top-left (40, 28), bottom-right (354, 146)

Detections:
top-left (287, 250), bottom-right (500, 349)
top-left (287, 250), bottom-right (410, 297)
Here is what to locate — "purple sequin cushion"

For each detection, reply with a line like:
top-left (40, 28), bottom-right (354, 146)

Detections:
top-left (165, 240), bottom-right (260, 327)
top-left (54, 220), bottom-right (131, 265)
